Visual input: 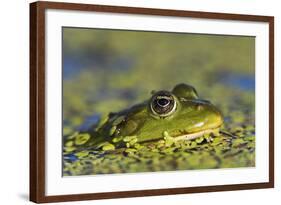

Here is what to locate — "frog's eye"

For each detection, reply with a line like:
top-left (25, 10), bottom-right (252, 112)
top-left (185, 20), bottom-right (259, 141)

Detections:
top-left (150, 91), bottom-right (177, 117)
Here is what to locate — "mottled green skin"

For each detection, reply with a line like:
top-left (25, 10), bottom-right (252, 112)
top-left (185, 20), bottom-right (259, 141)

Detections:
top-left (83, 84), bottom-right (223, 148)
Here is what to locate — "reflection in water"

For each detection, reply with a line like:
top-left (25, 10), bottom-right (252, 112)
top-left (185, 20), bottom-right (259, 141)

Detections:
top-left (219, 72), bottom-right (255, 91)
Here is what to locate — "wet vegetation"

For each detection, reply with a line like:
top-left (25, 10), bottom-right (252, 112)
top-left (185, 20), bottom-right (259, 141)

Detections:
top-left (63, 28), bottom-right (255, 175)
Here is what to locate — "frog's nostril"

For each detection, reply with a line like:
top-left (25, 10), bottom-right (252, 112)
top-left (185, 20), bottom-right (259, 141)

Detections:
top-left (157, 98), bottom-right (170, 107)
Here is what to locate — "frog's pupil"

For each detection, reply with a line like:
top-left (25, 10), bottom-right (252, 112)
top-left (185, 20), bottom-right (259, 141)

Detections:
top-left (157, 98), bottom-right (170, 107)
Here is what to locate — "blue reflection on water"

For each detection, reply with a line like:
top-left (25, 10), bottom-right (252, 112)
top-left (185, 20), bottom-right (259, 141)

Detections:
top-left (78, 114), bottom-right (100, 132)
top-left (220, 73), bottom-right (255, 91)
top-left (64, 154), bottom-right (78, 162)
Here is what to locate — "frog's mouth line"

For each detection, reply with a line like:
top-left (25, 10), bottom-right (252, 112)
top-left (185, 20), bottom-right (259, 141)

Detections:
top-left (173, 128), bottom-right (217, 141)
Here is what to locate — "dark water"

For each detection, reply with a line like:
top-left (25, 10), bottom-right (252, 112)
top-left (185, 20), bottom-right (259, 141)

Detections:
top-left (63, 54), bottom-right (134, 79)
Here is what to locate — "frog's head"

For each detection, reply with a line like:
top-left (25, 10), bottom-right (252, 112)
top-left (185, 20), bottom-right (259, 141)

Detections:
top-left (88, 83), bottom-right (224, 147)
top-left (135, 83), bottom-right (223, 142)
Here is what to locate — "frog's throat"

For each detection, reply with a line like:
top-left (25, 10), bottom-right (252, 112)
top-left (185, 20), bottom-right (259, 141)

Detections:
top-left (173, 128), bottom-right (216, 141)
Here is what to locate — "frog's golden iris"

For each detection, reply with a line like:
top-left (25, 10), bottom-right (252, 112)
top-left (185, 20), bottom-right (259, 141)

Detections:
top-left (69, 83), bottom-right (223, 149)
top-left (150, 91), bottom-right (177, 117)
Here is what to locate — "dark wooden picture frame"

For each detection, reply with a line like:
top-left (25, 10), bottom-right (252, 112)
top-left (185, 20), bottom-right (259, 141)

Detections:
top-left (30, 1), bottom-right (274, 203)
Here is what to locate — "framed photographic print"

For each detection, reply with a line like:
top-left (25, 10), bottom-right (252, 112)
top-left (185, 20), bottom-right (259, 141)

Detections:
top-left (30, 1), bottom-right (274, 203)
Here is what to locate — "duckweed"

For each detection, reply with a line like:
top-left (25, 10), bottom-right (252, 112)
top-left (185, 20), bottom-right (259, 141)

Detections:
top-left (74, 133), bottom-right (90, 145)
top-left (63, 128), bottom-right (255, 175)
top-left (102, 143), bottom-right (115, 151)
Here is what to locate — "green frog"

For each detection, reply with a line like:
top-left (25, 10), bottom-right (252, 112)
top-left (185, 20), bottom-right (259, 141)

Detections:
top-left (65, 83), bottom-right (223, 150)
